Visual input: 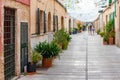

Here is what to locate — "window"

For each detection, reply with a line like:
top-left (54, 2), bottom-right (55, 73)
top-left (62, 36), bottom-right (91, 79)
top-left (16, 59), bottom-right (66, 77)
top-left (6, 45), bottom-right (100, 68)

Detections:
top-left (36, 8), bottom-right (40, 34)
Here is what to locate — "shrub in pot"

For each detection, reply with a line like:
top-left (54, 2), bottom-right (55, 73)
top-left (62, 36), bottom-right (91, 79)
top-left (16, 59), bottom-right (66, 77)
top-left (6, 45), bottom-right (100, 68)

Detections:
top-left (32, 51), bottom-right (43, 64)
top-left (62, 40), bottom-right (68, 50)
top-left (105, 19), bottom-right (115, 45)
top-left (34, 41), bottom-right (61, 67)
top-left (103, 34), bottom-right (108, 45)
top-left (99, 31), bottom-right (104, 37)
top-left (108, 31), bottom-right (115, 45)
top-left (77, 23), bottom-right (82, 32)
top-left (27, 51), bottom-right (42, 72)
top-left (54, 29), bottom-right (71, 50)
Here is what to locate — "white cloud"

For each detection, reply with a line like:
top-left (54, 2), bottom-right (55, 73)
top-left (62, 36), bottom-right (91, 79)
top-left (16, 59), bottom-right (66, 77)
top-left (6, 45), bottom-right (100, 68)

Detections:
top-left (61, 0), bottom-right (100, 22)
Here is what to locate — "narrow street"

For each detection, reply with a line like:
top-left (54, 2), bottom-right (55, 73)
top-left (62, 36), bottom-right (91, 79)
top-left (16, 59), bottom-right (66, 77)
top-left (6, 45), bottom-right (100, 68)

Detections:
top-left (18, 32), bottom-right (120, 80)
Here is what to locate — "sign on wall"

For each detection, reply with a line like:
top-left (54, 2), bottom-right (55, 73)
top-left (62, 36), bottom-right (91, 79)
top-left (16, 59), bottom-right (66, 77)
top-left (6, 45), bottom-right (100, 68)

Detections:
top-left (16, 0), bottom-right (30, 5)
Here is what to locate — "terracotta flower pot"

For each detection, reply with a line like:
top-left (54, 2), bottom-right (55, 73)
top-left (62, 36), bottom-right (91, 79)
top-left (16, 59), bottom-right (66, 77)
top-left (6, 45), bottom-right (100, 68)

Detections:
top-left (109, 37), bottom-right (113, 45)
top-left (103, 41), bottom-right (108, 45)
top-left (42, 58), bottom-right (53, 67)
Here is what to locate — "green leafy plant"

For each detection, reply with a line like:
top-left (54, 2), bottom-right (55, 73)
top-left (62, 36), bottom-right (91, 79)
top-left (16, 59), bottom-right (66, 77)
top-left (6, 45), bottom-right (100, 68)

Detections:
top-left (54, 29), bottom-right (71, 50)
top-left (103, 34), bottom-right (108, 42)
top-left (97, 29), bottom-right (100, 34)
top-left (50, 41), bottom-right (61, 57)
top-left (109, 30), bottom-right (115, 38)
top-left (62, 40), bottom-right (68, 50)
top-left (99, 31), bottom-right (105, 37)
top-left (32, 51), bottom-right (42, 63)
top-left (34, 41), bottom-right (61, 58)
top-left (106, 19), bottom-right (114, 34)
top-left (77, 23), bottom-right (82, 31)
top-left (34, 41), bottom-right (47, 54)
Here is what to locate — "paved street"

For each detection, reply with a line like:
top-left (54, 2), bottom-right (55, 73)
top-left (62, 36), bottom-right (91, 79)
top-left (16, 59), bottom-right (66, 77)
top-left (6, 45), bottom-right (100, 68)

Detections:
top-left (18, 32), bottom-right (120, 80)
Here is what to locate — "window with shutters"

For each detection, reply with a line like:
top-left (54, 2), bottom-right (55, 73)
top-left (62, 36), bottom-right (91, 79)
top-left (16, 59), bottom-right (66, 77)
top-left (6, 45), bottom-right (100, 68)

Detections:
top-left (61, 16), bottom-right (64, 29)
top-left (106, 15), bottom-right (108, 24)
top-left (56, 15), bottom-right (58, 31)
top-left (48, 12), bottom-right (51, 32)
top-left (53, 15), bottom-right (55, 32)
top-left (36, 8), bottom-right (40, 34)
top-left (40, 11), bottom-right (44, 34)
top-left (69, 19), bottom-right (71, 33)
top-left (44, 12), bottom-right (46, 33)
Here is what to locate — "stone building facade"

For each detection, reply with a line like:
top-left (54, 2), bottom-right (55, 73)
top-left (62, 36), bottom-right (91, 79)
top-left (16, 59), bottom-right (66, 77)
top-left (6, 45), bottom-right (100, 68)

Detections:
top-left (30, 0), bottom-right (73, 49)
top-left (0, 0), bottom-right (30, 80)
top-left (94, 0), bottom-right (120, 47)
top-left (115, 0), bottom-right (120, 47)
top-left (0, 0), bottom-right (74, 80)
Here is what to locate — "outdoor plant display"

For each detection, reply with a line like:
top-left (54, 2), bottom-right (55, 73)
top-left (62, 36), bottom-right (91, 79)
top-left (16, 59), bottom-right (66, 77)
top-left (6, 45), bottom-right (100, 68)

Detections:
top-left (54, 29), bottom-right (72, 50)
top-left (108, 30), bottom-right (115, 45)
top-left (105, 19), bottom-right (115, 45)
top-left (77, 23), bottom-right (82, 32)
top-left (27, 51), bottom-right (42, 72)
top-left (103, 34), bottom-right (108, 45)
top-left (34, 41), bottom-right (61, 67)
top-left (73, 28), bottom-right (78, 34)
top-left (99, 31), bottom-right (105, 37)
top-left (32, 51), bottom-right (43, 63)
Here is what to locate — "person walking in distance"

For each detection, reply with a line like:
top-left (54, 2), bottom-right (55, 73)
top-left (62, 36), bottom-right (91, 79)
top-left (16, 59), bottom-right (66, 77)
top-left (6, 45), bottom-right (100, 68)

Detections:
top-left (89, 25), bottom-right (92, 35)
top-left (92, 26), bottom-right (95, 35)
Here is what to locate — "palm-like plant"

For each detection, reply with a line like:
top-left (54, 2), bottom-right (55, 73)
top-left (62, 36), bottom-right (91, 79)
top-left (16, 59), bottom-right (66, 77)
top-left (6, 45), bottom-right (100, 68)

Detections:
top-left (34, 41), bottom-right (61, 58)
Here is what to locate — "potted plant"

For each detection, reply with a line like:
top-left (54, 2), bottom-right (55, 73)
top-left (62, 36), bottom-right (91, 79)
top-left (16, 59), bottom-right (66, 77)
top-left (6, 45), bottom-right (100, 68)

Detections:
top-left (108, 31), bottom-right (115, 45)
top-left (77, 23), bottom-right (82, 32)
top-left (34, 41), bottom-right (61, 67)
top-left (54, 29), bottom-right (71, 50)
top-left (99, 31), bottom-right (105, 37)
top-left (105, 19), bottom-right (115, 45)
top-left (103, 34), bottom-right (108, 45)
top-left (27, 51), bottom-right (42, 73)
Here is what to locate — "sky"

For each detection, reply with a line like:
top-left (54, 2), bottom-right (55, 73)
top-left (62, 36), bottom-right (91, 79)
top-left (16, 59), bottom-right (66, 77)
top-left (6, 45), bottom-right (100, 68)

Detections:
top-left (59, 0), bottom-right (103, 22)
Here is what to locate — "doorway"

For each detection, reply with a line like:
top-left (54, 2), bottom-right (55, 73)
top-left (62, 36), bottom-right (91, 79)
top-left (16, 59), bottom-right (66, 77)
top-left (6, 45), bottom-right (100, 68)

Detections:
top-left (4, 8), bottom-right (15, 80)
top-left (20, 22), bottom-right (28, 73)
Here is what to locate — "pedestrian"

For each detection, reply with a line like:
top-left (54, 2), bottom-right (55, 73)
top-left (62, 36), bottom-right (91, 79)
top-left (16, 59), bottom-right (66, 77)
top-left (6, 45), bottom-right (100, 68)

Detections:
top-left (92, 26), bottom-right (95, 35)
top-left (89, 25), bottom-right (92, 35)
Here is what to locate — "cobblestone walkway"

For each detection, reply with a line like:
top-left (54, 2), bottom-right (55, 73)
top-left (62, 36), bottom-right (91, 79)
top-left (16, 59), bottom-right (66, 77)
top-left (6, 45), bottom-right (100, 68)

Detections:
top-left (18, 32), bottom-right (120, 80)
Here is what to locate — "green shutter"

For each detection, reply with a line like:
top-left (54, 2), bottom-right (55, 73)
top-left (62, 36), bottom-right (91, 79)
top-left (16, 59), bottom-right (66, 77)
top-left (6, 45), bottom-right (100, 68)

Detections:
top-left (56, 16), bottom-right (58, 31)
top-left (53, 15), bottom-right (55, 32)
top-left (36, 8), bottom-right (40, 34)
top-left (44, 12), bottom-right (46, 33)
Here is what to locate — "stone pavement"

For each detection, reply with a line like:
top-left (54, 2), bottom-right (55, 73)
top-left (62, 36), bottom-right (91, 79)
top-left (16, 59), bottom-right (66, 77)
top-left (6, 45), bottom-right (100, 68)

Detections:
top-left (18, 32), bottom-right (120, 80)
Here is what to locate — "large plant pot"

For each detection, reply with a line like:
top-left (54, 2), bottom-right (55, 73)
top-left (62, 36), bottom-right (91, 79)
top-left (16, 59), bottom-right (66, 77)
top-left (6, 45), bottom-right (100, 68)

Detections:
top-left (103, 41), bottom-right (108, 45)
top-left (109, 37), bottom-right (113, 45)
top-left (42, 58), bottom-right (53, 67)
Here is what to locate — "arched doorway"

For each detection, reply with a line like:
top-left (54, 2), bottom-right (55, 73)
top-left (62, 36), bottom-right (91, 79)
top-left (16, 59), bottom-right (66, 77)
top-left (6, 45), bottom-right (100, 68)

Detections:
top-left (61, 16), bottom-right (64, 29)
top-left (69, 19), bottom-right (71, 33)
top-left (48, 12), bottom-right (51, 32)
